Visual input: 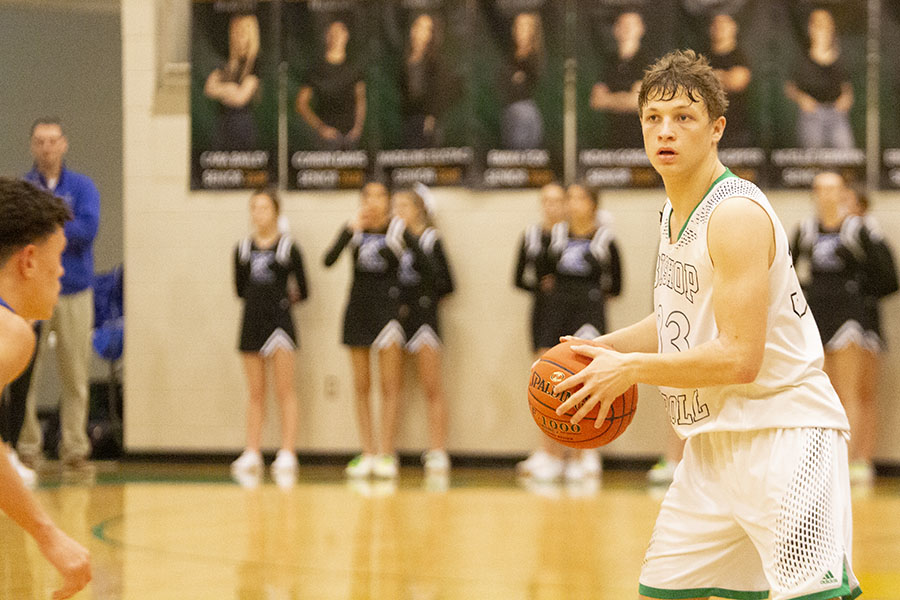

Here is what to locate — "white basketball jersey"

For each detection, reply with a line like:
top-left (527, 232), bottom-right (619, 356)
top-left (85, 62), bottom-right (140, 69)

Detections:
top-left (654, 171), bottom-right (849, 438)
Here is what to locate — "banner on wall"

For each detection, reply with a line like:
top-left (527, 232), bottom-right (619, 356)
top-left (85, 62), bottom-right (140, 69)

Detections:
top-left (768, 0), bottom-right (866, 188)
top-left (575, 0), bottom-right (677, 188)
top-left (676, 0), bottom-right (767, 185)
top-left (471, 0), bottom-right (564, 188)
top-left (371, 0), bottom-right (472, 187)
top-left (283, 0), bottom-right (370, 190)
top-left (190, 0), bottom-right (278, 190)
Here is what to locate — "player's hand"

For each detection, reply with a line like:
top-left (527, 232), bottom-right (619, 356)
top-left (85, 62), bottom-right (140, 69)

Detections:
top-left (798, 95), bottom-right (818, 113)
top-left (590, 83), bottom-right (610, 110)
top-left (554, 344), bottom-right (632, 427)
top-left (36, 526), bottom-right (91, 599)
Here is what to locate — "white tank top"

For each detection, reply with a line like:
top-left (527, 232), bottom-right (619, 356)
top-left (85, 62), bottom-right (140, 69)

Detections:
top-left (654, 171), bottom-right (849, 438)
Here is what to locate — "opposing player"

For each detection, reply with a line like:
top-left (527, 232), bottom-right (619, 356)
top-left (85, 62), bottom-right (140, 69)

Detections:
top-left (0, 177), bottom-right (91, 598)
top-left (555, 50), bottom-right (860, 600)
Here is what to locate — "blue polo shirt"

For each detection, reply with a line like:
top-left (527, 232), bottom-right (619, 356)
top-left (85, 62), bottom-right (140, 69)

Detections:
top-left (24, 165), bottom-right (100, 295)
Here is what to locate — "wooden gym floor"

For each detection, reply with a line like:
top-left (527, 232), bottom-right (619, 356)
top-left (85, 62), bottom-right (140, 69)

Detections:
top-left (2, 461), bottom-right (899, 599)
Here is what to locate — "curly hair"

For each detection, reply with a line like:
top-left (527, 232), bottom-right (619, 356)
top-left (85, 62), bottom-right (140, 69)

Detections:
top-left (638, 49), bottom-right (729, 120)
top-left (0, 178), bottom-right (71, 266)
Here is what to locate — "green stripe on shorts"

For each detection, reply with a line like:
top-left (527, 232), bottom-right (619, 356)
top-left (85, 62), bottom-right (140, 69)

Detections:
top-left (638, 584), bottom-right (768, 599)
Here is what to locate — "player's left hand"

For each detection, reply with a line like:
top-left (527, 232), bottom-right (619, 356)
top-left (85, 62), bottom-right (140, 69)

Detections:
top-left (554, 344), bottom-right (632, 427)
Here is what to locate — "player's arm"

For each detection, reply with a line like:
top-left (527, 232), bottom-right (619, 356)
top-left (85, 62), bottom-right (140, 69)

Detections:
top-left (557, 197), bottom-right (774, 424)
top-left (0, 448), bottom-right (91, 599)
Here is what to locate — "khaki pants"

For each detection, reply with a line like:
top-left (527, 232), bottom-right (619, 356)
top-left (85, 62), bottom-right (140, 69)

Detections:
top-left (18, 288), bottom-right (94, 462)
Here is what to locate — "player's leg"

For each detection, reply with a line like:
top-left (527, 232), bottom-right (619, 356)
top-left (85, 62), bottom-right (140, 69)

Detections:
top-left (855, 346), bottom-right (879, 468)
top-left (739, 428), bottom-right (860, 600)
top-left (415, 341), bottom-right (450, 475)
top-left (824, 342), bottom-right (871, 482)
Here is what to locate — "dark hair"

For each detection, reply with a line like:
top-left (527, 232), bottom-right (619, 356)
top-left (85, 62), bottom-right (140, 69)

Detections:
top-left (251, 187), bottom-right (280, 214)
top-left (638, 49), bottom-right (728, 120)
top-left (30, 117), bottom-right (63, 136)
top-left (0, 178), bottom-right (71, 266)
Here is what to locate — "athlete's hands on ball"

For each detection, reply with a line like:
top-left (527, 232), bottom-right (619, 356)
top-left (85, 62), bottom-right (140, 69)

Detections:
top-left (554, 339), bottom-right (634, 428)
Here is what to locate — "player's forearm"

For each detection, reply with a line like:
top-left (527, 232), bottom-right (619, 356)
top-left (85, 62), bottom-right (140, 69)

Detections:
top-left (595, 313), bottom-right (657, 353)
top-left (0, 448), bottom-right (55, 543)
top-left (621, 336), bottom-right (761, 389)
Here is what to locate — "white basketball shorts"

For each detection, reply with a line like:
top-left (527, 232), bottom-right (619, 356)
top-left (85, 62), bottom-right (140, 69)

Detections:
top-left (639, 427), bottom-right (861, 600)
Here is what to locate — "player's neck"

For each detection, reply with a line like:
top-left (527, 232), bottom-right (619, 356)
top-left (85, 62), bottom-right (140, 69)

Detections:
top-left (664, 157), bottom-right (726, 221)
top-left (253, 226), bottom-right (279, 247)
top-left (569, 217), bottom-right (595, 237)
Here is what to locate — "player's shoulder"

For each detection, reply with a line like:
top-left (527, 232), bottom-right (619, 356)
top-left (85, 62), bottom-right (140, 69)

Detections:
top-left (0, 310), bottom-right (35, 377)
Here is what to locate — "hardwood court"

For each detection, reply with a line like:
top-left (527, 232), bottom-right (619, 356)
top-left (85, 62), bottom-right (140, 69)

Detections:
top-left (2, 463), bottom-right (899, 599)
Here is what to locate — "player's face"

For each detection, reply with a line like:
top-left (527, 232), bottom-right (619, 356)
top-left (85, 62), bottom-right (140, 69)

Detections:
top-left (809, 9), bottom-right (835, 42)
top-left (710, 14), bottom-right (737, 45)
top-left (512, 13), bottom-right (537, 49)
top-left (614, 12), bottom-right (645, 45)
top-left (21, 228), bottom-right (66, 320)
top-left (540, 184), bottom-right (566, 224)
top-left (641, 90), bottom-right (725, 178)
top-left (30, 124), bottom-right (68, 172)
top-left (250, 193), bottom-right (278, 232)
top-left (326, 21), bottom-right (349, 52)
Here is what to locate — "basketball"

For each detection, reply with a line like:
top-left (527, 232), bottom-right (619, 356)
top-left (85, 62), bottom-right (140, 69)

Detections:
top-left (528, 340), bottom-right (638, 449)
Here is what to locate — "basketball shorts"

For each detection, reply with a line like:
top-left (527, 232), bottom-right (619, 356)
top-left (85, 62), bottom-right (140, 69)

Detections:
top-left (639, 427), bottom-right (861, 600)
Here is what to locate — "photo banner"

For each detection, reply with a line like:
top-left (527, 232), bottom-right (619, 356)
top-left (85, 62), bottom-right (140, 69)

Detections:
top-left (471, 0), bottom-right (565, 188)
top-left (676, 0), bottom-right (768, 185)
top-left (371, 0), bottom-right (472, 187)
top-left (881, 0), bottom-right (900, 188)
top-left (575, 0), bottom-right (677, 188)
top-left (190, 0), bottom-right (278, 190)
top-left (769, 0), bottom-right (867, 188)
top-left (283, 0), bottom-right (370, 190)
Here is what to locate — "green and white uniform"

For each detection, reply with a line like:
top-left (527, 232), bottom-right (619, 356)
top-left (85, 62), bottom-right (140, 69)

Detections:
top-left (640, 171), bottom-right (861, 600)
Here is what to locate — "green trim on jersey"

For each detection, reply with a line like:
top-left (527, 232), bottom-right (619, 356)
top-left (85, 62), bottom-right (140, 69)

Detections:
top-left (638, 584), bottom-right (767, 599)
top-left (668, 167), bottom-right (736, 242)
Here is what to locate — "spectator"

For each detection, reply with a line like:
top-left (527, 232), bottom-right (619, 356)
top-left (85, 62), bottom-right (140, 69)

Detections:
top-left (784, 8), bottom-right (855, 149)
top-left (230, 189), bottom-right (308, 487)
top-left (394, 186), bottom-right (454, 476)
top-left (18, 118), bottom-right (100, 477)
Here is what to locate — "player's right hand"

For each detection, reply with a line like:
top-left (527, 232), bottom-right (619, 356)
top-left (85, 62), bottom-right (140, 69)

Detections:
top-left (36, 526), bottom-right (91, 599)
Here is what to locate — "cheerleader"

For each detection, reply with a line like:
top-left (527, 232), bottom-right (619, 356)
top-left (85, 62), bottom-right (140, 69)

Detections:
top-left (324, 182), bottom-right (410, 479)
top-left (793, 172), bottom-right (898, 484)
top-left (231, 189), bottom-right (308, 484)
top-left (393, 186), bottom-right (454, 476)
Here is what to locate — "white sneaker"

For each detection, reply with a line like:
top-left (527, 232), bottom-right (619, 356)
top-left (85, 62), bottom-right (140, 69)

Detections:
top-left (345, 453), bottom-right (376, 478)
top-left (849, 460), bottom-right (874, 486)
top-left (8, 449), bottom-right (36, 488)
top-left (372, 454), bottom-right (399, 479)
top-left (422, 449), bottom-right (451, 476)
top-left (520, 451), bottom-right (564, 482)
top-left (647, 459), bottom-right (677, 485)
top-left (271, 450), bottom-right (298, 481)
top-left (564, 459), bottom-right (587, 482)
top-left (516, 449), bottom-right (553, 476)
top-left (231, 449), bottom-right (263, 476)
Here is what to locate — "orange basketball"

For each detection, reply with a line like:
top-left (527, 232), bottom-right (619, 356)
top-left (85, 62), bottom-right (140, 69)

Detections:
top-left (528, 340), bottom-right (638, 449)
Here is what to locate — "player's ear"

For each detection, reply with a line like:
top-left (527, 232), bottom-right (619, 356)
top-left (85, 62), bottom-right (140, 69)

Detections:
top-left (17, 244), bottom-right (38, 278)
top-left (712, 115), bottom-right (726, 143)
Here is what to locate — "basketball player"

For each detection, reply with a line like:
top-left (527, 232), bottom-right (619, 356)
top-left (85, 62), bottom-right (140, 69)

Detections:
top-left (555, 50), bottom-right (860, 599)
top-left (0, 177), bottom-right (91, 598)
